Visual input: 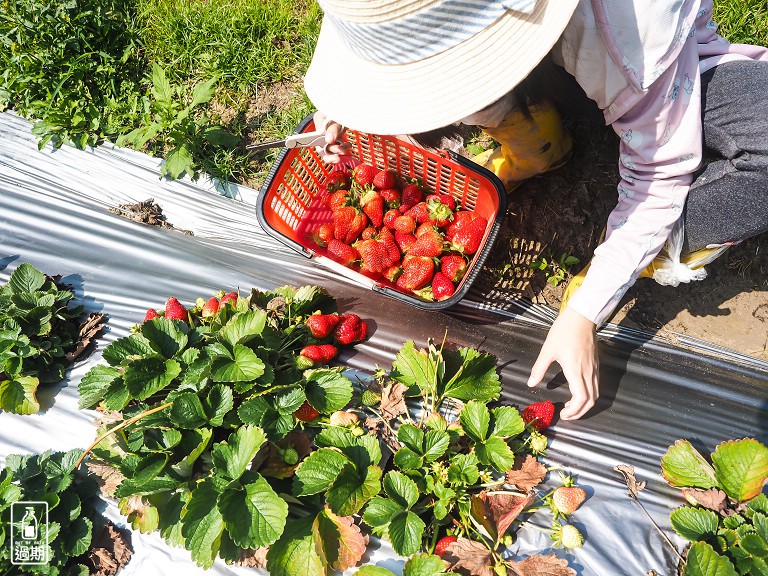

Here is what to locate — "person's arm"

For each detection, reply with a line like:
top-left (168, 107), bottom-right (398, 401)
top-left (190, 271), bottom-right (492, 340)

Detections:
top-left (313, 111), bottom-right (350, 163)
top-left (528, 34), bottom-right (705, 419)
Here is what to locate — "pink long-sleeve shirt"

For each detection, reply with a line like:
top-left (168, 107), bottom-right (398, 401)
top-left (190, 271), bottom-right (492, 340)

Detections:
top-left (557, 0), bottom-right (768, 325)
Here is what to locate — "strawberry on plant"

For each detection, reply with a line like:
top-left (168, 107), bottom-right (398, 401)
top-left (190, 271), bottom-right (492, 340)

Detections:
top-left (300, 344), bottom-right (339, 365)
top-left (282, 447), bottom-right (299, 466)
top-left (431, 272), bottom-right (455, 301)
top-left (296, 355), bottom-right (315, 370)
top-left (440, 254), bottom-right (468, 282)
top-left (396, 256), bottom-right (435, 291)
top-left (361, 188), bottom-right (384, 228)
top-left (435, 535), bottom-right (458, 557)
top-left (373, 169), bottom-right (397, 189)
top-left (528, 430), bottom-right (549, 454)
top-left (334, 313), bottom-right (367, 345)
top-left (446, 211), bottom-right (488, 255)
top-left (165, 297), bottom-right (188, 321)
top-left (552, 476), bottom-right (586, 516)
top-left (521, 400), bottom-right (555, 431)
top-left (294, 401), bottom-right (320, 422)
top-left (306, 313), bottom-right (340, 339)
top-left (353, 164), bottom-right (377, 187)
top-left (327, 239), bottom-right (359, 266)
top-left (220, 291), bottom-right (238, 306)
top-left (313, 223), bottom-right (335, 248)
top-left (143, 308), bottom-right (159, 322)
top-left (201, 297), bottom-right (219, 318)
top-left (553, 523), bottom-right (584, 549)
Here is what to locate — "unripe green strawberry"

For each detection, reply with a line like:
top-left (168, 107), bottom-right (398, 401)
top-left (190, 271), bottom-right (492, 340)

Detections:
top-left (528, 430), bottom-right (549, 454)
top-left (296, 355), bottom-right (315, 370)
top-left (559, 524), bottom-right (583, 548)
top-left (361, 389), bottom-right (381, 406)
top-left (282, 447), bottom-right (299, 466)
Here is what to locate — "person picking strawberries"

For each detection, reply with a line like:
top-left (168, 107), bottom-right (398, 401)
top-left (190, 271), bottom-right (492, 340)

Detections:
top-left (303, 0), bottom-right (768, 421)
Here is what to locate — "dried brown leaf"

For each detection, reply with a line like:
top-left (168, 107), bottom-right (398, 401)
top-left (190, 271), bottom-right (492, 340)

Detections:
top-left (681, 488), bottom-right (727, 512)
top-left (85, 460), bottom-right (125, 499)
top-left (444, 537), bottom-right (494, 576)
top-left (65, 312), bottom-right (106, 362)
top-left (86, 521), bottom-right (133, 576)
top-left (614, 464), bottom-right (646, 499)
top-left (234, 547), bottom-right (268, 568)
top-left (507, 554), bottom-right (575, 576)
top-left (471, 490), bottom-right (536, 540)
top-left (506, 455), bottom-right (547, 492)
top-left (314, 508), bottom-right (369, 572)
top-left (380, 381), bottom-right (408, 421)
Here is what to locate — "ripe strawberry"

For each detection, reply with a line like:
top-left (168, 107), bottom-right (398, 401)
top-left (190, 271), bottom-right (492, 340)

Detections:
top-left (406, 202), bottom-right (432, 224)
top-left (409, 227), bottom-right (444, 258)
top-left (446, 211), bottom-right (487, 255)
top-left (440, 254), bottom-right (468, 282)
top-left (143, 308), bottom-right (159, 322)
top-left (373, 169), bottom-right (397, 189)
top-left (556, 524), bottom-right (584, 549)
top-left (361, 189), bottom-right (384, 228)
top-left (165, 297), bottom-right (188, 321)
top-left (400, 181), bottom-right (423, 211)
top-left (326, 189), bottom-right (351, 212)
top-left (313, 223), bottom-right (335, 248)
top-left (397, 256), bottom-right (435, 291)
top-left (393, 215), bottom-right (416, 234)
top-left (435, 535), bottom-right (458, 557)
top-left (324, 170), bottom-right (350, 192)
top-left (383, 264), bottom-right (403, 282)
top-left (220, 291), bottom-right (238, 306)
top-left (294, 401), bottom-right (320, 422)
top-left (432, 272), bottom-right (455, 301)
top-left (356, 238), bottom-right (389, 273)
top-left (334, 313), bottom-right (367, 345)
top-left (383, 208), bottom-right (401, 229)
top-left (380, 234), bottom-right (401, 266)
top-left (201, 297), bottom-right (219, 318)
top-left (300, 344), bottom-right (339, 365)
top-left (521, 400), bottom-right (555, 431)
top-left (379, 188), bottom-right (401, 208)
top-left (353, 164), bottom-right (377, 187)
top-left (358, 265), bottom-right (382, 280)
top-left (327, 239), bottom-right (359, 266)
top-left (361, 226), bottom-right (377, 240)
top-left (552, 481), bottom-right (586, 516)
top-left (333, 206), bottom-right (367, 244)
top-left (395, 231), bottom-right (417, 254)
top-left (306, 313), bottom-right (340, 339)
top-left (426, 195), bottom-right (454, 227)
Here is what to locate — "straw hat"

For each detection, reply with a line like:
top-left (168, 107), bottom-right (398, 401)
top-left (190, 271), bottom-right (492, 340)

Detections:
top-left (304, 0), bottom-right (580, 135)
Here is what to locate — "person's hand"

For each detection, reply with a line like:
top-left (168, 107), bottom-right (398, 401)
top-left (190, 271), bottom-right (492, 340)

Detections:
top-left (527, 306), bottom-right (599, 420)
top-left (313, 111), bottom-right (351, 164)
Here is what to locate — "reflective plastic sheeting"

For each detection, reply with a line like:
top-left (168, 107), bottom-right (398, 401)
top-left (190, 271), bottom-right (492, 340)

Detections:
top-left (1, 111), bottom-right (767, 576)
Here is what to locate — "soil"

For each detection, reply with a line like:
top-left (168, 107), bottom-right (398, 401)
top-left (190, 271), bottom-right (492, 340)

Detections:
top-left (477, 116), bottom-right (768, 361)
top-left (109, 198), bottom-right (194, 236)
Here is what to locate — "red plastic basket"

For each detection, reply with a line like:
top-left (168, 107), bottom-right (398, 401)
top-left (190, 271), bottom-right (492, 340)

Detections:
top-left (256, 114), bottom-right (507, 310)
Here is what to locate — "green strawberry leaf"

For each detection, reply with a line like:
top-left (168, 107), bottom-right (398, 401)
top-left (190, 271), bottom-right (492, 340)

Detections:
top-left (124, 357), bottom-right (181, 400)
top-left (754, 511), bottom-right (768, 542)
top-left (315, 427), bottom-right (382, 469)
top-left (355, 568), bottom-right (397, 576)
top-left (390, 340), bottom-right (434, 392)
top-left (684, 541), bottom-right (738, 576)
top-left (423, 429), bottom-right (450, 463)
top-left (670, 506), bottom-right (720, 542)
top-left (272, 386), bottom-right (306, 415)
top-left (490, 406), bottom-right (525, 438)
top-left (441, 347), bottom-right (500, 402)
top-left (750, 494), bottom-right (768, 515)
top-left (218, 471), bottom-right (288, 549)
top-left (404, 553), bottom-right (450, 576)
top-left (293, 447), bottom-right (349, 496)
top-left (388, 510), bottom-right (425, 556)
top-left (238, 396), bottom-right (270, 425)
top-left (141, 317), bottom-right (189, 359)
top-left (711, 439), bottom-right (768, 502)
top-left (266, 516), bottom-right (324, 576)
top-left (459, 400), bottom-right (490, 443)
top-left (7, 263), bottom-right (45, 293)
top-left (393, 447), bottom-right (423, 471)
top-left (102, 333), bottom-right (156, 366)
top-left (78, 365), bottom-right (121, 408)
top-left (740, 533), bottom-right (768, 557)
top-left (218, 309), bottom-right (267, 346)
top-left (203, 383), bottom-right (234, 426)
top-left (398, 423), bottom-right (424, 453)
top-left (327, 464), bottom-right (382, 516)
top-left (169, 392), bottom-right (208, 428)
top-left (61, 515), bottom-right (92, 556)
top-left (383, 470), bottom-right (419, 509)
top-left (181, 478), bottom-right (225, 570)
top-left (171, 429), bottom-right (213, 479)
top-left (363, 496), bottom-right (404, 528)
top-left (476, 437), bottom-right (516, 472)
top-left (133, 453), bottom-right (169, 486)
top-left (0, 374), bottom-right (39, 414)
top-left (448, 453), bottom-right (480, 485)
top-left (211, 425), bottom-right (267, 482)
top-left (661, 440), bottom-right (717, 489)
top-left (305, 368), bottom-right (353, 414)
top-left (210, 344), bottom-right (265, 382)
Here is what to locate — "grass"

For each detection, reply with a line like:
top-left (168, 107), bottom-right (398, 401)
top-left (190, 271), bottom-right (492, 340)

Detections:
top-left (712, 0), bottom-right (768, 45)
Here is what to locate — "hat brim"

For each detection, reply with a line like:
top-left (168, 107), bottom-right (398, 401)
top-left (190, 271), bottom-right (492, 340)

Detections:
top-left (304, 0), bottom-right (579, 135)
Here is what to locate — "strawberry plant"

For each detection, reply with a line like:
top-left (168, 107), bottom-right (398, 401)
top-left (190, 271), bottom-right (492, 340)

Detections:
top-left (529, 252), bottom-right (580, 287)
top-left (660, 438), bottom-right (768, 575)
top-left (0, 449), bottom-right (132, 575)
top-left (0, 263), bottom-right (104, 414)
